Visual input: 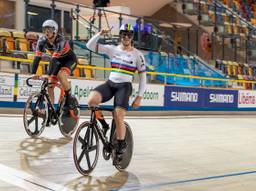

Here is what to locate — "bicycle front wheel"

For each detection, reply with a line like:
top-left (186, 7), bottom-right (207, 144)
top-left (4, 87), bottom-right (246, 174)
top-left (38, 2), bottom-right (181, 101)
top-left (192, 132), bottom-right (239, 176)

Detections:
top-left (23, 93), bottom-right (49, 137)
top-left (73, 121), bottom-right (99, 175)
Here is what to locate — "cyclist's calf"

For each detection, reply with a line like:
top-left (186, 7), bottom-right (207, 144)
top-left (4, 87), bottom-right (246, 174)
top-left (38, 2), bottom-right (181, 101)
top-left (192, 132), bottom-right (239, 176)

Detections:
top-left (113, 107), bottom-right (126, 140)
top-left (48, 76), bottom-right (58, 104)
top-left (57, 69), bottom-right (70, 91)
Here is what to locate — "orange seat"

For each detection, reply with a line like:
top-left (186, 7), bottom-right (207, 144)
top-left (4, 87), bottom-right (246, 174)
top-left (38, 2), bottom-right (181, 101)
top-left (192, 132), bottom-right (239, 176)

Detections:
top-left (73, 68), bottom-right (80, 77)
top-left (0, 30), bottom-right (12, 53)
top-left (5, 36), bottom-right (15, 53)
top-left (232, 63), bottom-right (238, 76)
top-left (84, 68), bottom-right (93, 79)
top-left (16, 38), bottom-right (29, 51)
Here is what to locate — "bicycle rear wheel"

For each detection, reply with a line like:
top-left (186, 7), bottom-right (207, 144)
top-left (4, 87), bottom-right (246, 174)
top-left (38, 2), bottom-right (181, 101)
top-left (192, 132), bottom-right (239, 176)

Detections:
top-left (58, 97), bottom-right (80, 137)
top-left (113, 121), bottom-right (134, 171)
top-left (73, 121), bottom-right (99, 175)
top-left (23, 93), bottom-right (48, 137)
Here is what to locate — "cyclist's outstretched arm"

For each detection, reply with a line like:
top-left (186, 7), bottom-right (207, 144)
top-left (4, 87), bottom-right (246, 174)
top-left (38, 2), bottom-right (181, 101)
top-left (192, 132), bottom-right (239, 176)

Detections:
top-left (86, 30), bottom-right (115, 58)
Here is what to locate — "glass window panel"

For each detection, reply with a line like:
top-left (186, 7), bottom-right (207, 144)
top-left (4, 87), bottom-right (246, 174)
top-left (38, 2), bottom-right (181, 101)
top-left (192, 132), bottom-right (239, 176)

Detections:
top-left (27, 5), bottom-right (61, 32)
top-left (64, 11), bottom-right (72, 37)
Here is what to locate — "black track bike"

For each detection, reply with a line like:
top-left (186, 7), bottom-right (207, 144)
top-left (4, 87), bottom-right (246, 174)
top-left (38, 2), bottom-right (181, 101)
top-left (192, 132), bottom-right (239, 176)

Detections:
top-left (23, 76), bottom-right (80, 137)
top-left (73, 106), bottom-right (133, 175)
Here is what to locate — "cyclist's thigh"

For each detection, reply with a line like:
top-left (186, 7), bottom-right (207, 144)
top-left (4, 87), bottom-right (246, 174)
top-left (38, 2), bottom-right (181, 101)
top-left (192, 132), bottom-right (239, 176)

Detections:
top-left (93, 80), bottom-right (114, 103)
top-left (59, 53), bottom-right (77, 76)
top-left (48, 59), bottom-right (61, 76)
top-left (114, 82), bottom-right (132, 110)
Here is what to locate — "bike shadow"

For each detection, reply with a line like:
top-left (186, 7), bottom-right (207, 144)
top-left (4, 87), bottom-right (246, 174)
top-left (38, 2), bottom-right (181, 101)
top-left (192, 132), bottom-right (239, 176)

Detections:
top-left (65, 171), bottom-right (141, 191)
top-left (17, 137), bottom-right (72, 171)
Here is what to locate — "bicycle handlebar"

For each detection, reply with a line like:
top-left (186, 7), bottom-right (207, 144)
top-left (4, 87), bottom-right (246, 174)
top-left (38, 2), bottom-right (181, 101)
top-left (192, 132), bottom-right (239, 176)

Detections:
top-left (26, 76), bottom-right (48, 87)
top-left (26, 77), bottom-right (33, 87)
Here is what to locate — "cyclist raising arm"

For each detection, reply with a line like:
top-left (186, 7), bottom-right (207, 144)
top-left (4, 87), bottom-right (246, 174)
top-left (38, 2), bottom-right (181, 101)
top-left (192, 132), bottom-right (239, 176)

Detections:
top-left (86, 23), bottom-right (147, 161)
top-left (31, 19), bottom-right (78, 113)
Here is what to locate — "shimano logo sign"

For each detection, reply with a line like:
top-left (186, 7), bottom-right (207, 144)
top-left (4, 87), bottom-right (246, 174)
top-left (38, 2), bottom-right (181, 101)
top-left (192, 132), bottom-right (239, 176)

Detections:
top-left (171, 92), bottom-right (198, 102)
top-left (209, 94), bottom-right (234, 103)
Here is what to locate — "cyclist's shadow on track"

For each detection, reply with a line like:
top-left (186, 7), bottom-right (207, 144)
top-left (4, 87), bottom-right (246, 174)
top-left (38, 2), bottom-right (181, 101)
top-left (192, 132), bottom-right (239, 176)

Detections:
top-left (65, 171), bottom-right (141, 191)
top-left (17, 137), bottom-right (141, 190)
top-left (17, 137), bottom-right (72, 172)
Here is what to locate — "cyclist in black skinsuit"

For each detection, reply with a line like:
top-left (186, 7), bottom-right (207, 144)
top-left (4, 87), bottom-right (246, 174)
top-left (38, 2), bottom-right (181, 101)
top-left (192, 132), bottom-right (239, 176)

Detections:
top-left (31, 19), bottom-right (77, 113)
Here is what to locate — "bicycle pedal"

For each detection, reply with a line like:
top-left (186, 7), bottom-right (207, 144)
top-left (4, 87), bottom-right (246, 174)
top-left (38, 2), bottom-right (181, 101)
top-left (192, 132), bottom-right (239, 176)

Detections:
top-left (45, 120), bottom-right (51, 127)
top-left (113, 154), bottom-right (123, 166)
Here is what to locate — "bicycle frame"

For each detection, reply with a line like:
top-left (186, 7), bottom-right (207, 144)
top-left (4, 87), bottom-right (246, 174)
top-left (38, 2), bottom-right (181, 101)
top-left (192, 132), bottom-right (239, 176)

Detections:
top-left (89, 109), bottom-right (116, 151)
top-left (31, 78), bottom-right (66, 124)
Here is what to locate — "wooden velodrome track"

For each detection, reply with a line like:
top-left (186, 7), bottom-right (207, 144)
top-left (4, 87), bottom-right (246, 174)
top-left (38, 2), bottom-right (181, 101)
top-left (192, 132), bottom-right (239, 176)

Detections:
top-left (1, 113), bottom-right (256, 191)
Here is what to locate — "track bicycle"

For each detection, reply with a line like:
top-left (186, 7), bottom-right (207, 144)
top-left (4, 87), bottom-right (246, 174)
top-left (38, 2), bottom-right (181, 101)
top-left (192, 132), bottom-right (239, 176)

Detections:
top-left (73, 106), bottom-right (133, 175)
top-left (23, 76), bottom-right (80, 137)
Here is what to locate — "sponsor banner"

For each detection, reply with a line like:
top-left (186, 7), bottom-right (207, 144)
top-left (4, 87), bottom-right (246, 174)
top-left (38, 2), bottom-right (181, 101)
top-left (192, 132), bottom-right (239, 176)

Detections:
top-left (131, 84), bottom-right (164, 106)
top-left (204, 89), bottom-right (237, 108)
top-left (164, 86), bottom-right (204, 108)
top-left (164, 86), bottom-right (238, 109)
top-left (17, 75), bottom-right (62, 104)
top-left (71, 79), bottom-right (164, 106)
top-left (238, 90), bottom-right (256, 108)
top-left (17, 75), bottom-right (42, 102)
top-left (71, 79), bottom-right (113, 106)
top-left (0, 73), bottom-right (14, 101)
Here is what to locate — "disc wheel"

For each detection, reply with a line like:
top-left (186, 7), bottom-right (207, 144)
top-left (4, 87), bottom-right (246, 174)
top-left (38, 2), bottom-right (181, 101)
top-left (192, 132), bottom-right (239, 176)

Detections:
top-left (23, 93), bottom-right (48, 137)
top-left (58, 97), bottom-right (80, 137)
top-left (73, 121), bottom-right (99, 175)
top-left (113, 121), bottom-right (134, 171)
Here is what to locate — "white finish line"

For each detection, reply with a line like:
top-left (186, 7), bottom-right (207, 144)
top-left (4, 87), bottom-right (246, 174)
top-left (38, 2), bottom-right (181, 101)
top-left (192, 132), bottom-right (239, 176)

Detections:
top-left (0, 163), bottom-right (72, 191)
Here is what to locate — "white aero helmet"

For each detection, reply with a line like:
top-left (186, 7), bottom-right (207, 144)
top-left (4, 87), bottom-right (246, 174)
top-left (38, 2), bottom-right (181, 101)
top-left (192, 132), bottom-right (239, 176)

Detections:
top-left (119, 23), bottom-right (134, 33)
top-left (42, 19), bottom-right (58, 33)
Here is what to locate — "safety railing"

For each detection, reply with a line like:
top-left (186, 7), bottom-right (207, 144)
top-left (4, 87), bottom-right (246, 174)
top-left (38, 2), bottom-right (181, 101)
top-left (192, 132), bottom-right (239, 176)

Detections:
top-left (0, 55), bottom-right (256, 90)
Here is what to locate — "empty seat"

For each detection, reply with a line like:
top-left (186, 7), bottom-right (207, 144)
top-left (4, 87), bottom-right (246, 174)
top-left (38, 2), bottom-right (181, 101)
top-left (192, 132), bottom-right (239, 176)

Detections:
top-left (13, 31), bottom-right (29, 52)
top-left (0, 30), bottom-right (15, 54)
top-left (12, 31), bottom-right (28, 60)
top-left (78, 58), bottom-right (93, 79)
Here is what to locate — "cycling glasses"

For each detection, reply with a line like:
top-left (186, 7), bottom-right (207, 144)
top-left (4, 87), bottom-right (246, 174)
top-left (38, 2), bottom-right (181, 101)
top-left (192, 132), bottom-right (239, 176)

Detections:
top-left (120, 31), bottom-right (134, 39)
top-left (42, 26), bottom-right (55, 34)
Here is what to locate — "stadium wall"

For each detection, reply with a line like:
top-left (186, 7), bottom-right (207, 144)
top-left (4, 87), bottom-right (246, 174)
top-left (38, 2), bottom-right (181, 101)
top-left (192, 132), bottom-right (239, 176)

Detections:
top-left (0, 72), bottom-right (256, 111)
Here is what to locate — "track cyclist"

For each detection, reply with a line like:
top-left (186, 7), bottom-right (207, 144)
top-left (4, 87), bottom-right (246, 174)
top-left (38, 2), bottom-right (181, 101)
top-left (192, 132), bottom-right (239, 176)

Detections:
top-left (86, 23), bottom-right (147, 163)
top-left (31, 19), bottom-right (78, 123)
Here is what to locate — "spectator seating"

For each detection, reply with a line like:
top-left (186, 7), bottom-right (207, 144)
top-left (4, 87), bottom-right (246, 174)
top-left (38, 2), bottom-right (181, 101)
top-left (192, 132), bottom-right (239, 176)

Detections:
top-left (0, 29), bottom-right (95, 78)
top-left (145, 51), bottom-right (226, 87)
top-left (214, 59), bottom-right (256, 89)
top-left (181, 0), bottom-right (252, 38)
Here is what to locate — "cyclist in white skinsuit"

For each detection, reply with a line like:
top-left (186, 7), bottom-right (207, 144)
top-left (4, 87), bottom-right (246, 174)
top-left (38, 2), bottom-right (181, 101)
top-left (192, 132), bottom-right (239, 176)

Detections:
top-left (86, 23), bottom-right (146, 160)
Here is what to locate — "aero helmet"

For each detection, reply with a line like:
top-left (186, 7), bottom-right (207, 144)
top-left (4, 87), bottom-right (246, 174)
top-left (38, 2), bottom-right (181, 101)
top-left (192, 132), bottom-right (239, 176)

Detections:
top-left (119, 23), bottom-right (134, 33)
top-left (42, 19), bottom-right (58, 33)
